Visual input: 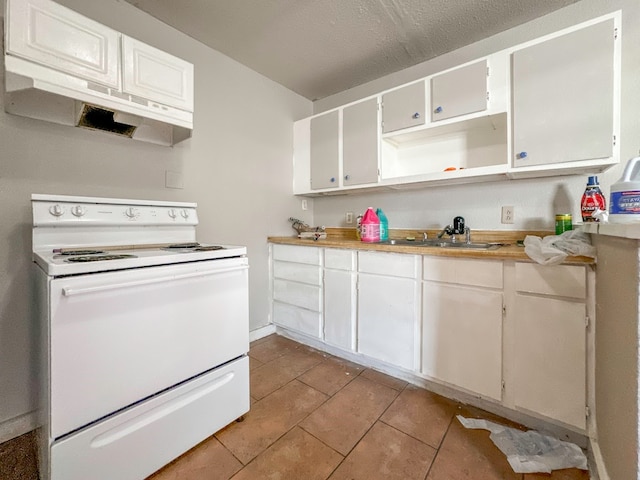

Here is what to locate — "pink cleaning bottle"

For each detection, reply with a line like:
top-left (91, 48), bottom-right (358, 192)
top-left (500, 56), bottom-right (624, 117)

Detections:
top-left (360, 207), bottom-right (380, 243)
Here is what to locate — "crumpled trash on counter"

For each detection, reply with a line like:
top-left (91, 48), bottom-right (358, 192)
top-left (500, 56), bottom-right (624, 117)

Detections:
top-left (524, 228), bottom-right (596, 265)
top-left (457, 416), bottom-right (588, 474)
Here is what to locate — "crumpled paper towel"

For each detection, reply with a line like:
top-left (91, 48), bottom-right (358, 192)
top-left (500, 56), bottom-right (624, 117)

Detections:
top-left (457, 416), bottom-right (588, 474)
top-left (524, 229), bottom-right (596, 265)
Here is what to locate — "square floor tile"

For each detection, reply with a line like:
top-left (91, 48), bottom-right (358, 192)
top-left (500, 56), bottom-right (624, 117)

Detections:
top-left (231, 427), bottom-right (343, 480)
top-left (300, 376), bottom-right (399, 455)
top-left (146, 436), bottom-right (242, 480)
top-left (329, 421), bottom-right (436, 480)
top-left (250, 347), bottom-right (326, 399)
top-left (381, 384), bottom-right (460, 449)
top-left (216, 379), bottom-right (328, 464)
top-left (426, 416), bottom-right (521, 480)
top-left (298, 355), bottom-right (364, 396)
top-left (248, 335), bottom-right (302, 363)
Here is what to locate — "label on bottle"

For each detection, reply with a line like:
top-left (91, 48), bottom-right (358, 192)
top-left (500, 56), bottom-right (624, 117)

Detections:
top-left (555, 214), bottom-right (572, 235)
top-left (610, 190), bottom-right (640, 215)
top-left (581, 187), bottom-right (606, 222)
top-left (360, 223), bottom-right (380, 242)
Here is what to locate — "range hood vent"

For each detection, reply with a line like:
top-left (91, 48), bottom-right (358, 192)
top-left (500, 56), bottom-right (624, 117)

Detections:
top-left (3, 55), bottom-right (193, 147)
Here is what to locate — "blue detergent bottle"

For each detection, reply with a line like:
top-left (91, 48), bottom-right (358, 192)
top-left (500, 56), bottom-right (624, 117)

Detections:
top-left (376, 208), bottom-right (389, 242)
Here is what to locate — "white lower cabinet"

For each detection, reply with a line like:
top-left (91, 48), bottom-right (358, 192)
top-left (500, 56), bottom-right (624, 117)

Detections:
top-left (357, 251), bottom-right (420, 370)
top-left (512, 263), bottom-right (587, 430)
top-left (323, 249), bottom-right (357, 351)
top-left (269, 244), bottom-right (592, 431)
top-left (422, 257), bottom-right (503, 400)
top-left (271, 245), bottom-right (322, 338)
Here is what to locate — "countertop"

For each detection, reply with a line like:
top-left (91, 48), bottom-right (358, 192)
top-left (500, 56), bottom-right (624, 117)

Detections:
top-left (268, 228), bottom-right (595, 265)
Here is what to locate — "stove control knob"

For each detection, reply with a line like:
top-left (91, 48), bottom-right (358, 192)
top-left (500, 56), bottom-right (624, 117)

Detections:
top-left (49, 204), bottom-right (65, 217)
top-left (168, 209), bottom-right (177, 219)
top-left (180, 209), bottom-right (190, 219)
top-left (71, 205), bottom-right (86, 217)
top-left (124, 207), bottom-right (139, 219)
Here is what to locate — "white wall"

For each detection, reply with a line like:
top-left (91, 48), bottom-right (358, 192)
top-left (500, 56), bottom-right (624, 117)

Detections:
top-left (0, 0), bottom-right (312, 441)
top-left (311, 0), bottom-right (640, 236)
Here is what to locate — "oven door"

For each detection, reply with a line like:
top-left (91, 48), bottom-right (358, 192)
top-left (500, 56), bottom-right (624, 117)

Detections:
top-left (48, 256), bottom-right (249, 439)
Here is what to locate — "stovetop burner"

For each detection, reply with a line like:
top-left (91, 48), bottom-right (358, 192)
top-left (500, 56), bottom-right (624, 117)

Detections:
top-left (163, 243), bottom-right (225, 252)
top-left (66, 254), bottom-right (138, 263)
top-left (57, 249), bottom-right (106, 256)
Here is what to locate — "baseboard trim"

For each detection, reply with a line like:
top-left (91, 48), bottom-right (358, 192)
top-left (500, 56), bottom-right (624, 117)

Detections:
top-left (0, 411), bottom-right (39, 444)
top-left (249, 324), bottom-right (276, 342)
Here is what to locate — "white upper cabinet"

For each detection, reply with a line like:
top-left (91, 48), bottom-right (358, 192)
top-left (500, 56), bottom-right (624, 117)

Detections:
top-left (431, 60), bottom-right (487, 122)
top-left (5, 0), bottom-right (120, 88)
top-left (310, 110), bottom-right (340, 190)
top-left (343, 97), bottom-right (379, 186)
top-left (381, 81), bottom-right (426, 134)
top-left (512, 18), bottom-right (617, 169)
top-left (122, 36), bottom-right (194, 112)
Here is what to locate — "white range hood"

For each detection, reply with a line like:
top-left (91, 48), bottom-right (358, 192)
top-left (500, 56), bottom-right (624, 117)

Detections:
top-left (3, 0), bottom-right (194, 146)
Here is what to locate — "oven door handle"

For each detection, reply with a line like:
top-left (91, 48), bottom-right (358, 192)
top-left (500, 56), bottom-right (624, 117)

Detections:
top-left (62, 265), bottom-right (249, 297)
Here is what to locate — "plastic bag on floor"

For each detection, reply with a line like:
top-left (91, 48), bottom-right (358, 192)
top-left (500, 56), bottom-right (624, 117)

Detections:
top-left (524, 229), bottom-right (596, 265)
top-left (456, 415), bottom-right (587, 474)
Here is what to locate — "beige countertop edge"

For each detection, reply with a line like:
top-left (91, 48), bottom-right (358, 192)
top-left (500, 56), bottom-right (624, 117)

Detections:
top-left (267, 236), bottom-right (595, 265)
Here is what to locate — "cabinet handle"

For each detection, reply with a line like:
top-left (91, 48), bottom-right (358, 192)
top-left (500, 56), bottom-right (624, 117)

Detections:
top-left (330, 177), bottom-right (336, 183)
top-left (517, 151), bottom-right (528, 159)
top-left (434, 106), bottom-right (443, 114)
top-left (412, 112), bottom-right (421, 119)
top-left (344, 174), bottom-right (351, 181)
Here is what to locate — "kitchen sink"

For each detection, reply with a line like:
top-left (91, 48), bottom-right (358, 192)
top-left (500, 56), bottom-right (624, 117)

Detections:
top-left (382, 239), bottom-right (501, 250)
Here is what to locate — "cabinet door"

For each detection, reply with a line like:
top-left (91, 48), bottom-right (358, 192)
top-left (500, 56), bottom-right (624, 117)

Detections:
top-left (422, 283), bottom-right (503, 400)
top-left (512, 19), bottom-right (615, 167)
top-left (343, 98), bottom-right (379, 186)
top-left (324, 269), bottom-right (356, 350)
top-left (357, 273), bottom-right (418, 370)
top-left (513, 295), bottom-right (586, 429)
top-left (122, 36), bottom-right (194, 111)
top-left (6, 0), bottom-right (120, 88)
top-left (310, 111), bottom-right (340, 190)
top-left (382, 81), bottom-right (425, 134)
top-left (431, 60), bottom-right (487, 122)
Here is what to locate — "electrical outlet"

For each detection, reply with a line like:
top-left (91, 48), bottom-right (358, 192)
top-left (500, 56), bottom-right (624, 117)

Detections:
top-left (301, 199), bottom-right (308, 211)
top-left (345, 212), bottom-right (354, 224)
top-left (501, 206), bottom-right (514, 224)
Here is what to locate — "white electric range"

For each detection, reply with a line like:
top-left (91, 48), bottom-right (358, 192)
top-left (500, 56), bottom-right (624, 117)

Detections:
top-left (32, 194), bottom-right (250, 480)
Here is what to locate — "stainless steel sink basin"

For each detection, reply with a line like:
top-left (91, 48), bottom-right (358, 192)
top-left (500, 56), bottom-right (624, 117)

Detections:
top-left (382, 239), bottom-right (501, 250)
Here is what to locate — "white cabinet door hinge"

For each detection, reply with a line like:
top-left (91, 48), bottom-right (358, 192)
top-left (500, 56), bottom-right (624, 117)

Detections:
top-left (586, 406), bottom-right (591, 419)
top-left (585, 315), bottom-right (590, 328)
top-left (614, 27), bottom-right (618, 40)
top-left (486, 66), bottom-right (490, 77)
top-left (501, 379), bottom-right (505, 392)
top-left (486, 91), bottom-right (490, 102)
top-left (502, 304), bottom-right (506, 316)
top-left (613, 134), bottom-right (617, 146)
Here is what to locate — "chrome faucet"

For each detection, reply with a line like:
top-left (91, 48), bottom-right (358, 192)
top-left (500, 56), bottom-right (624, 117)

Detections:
top-left (438, 216), bottom-right (471, 244)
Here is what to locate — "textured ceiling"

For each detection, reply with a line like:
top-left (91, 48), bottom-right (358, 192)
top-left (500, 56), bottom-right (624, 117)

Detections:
top-left (124, 0), bottom-right (581, 101)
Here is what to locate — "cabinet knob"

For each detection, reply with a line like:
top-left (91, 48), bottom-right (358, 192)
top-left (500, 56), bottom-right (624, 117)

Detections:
top-left (330, 177), bottom-right (336, 183)
top-left (412, 112), bottom-right (421, 119)
top-left (434, 106), bottom-right (443, 114)
top-left (344, 174), bottom-right (351, 181)
top-left (517, 151), bottom-right (528, 159)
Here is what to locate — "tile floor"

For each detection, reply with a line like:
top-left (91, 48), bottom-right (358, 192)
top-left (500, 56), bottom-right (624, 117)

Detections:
top-left (148, 334), bottom-right (590, 480)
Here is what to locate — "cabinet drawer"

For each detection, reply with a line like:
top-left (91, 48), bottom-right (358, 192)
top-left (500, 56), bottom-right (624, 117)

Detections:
top-left (272, 244), bottom-right (321, 265)
top-left (273, 261), bottom-right (321, 285)
top-left (324, 249), bottom-right (355, 270)
top-left (423, 257), bottom-right (502, 288)
top-left (515, 263), bottom-right (586, 299)
top-left (273, 302), bottom-right (322, 338)
top-left (358, 251), bottom-right (418, 278)
top-left (273, 279), bottom-right (322, 311)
